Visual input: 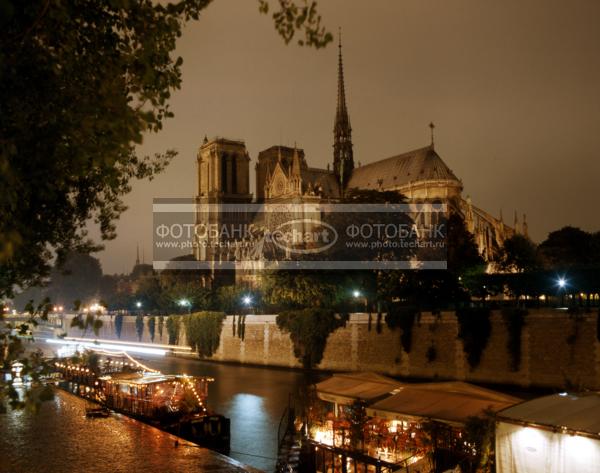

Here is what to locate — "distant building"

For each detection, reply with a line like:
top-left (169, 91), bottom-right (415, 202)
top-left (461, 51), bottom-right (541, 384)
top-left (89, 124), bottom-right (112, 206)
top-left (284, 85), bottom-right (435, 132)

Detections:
top-left (194, 34), bottom-right (525, 285)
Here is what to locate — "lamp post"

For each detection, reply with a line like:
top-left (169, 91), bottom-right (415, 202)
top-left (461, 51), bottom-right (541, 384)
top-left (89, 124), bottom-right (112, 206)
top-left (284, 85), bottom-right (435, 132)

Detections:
top-left (352, 289), bottom-right (368, 313)
top-left (242, 295), bottom-right (253, 315)
top-left (557, 277), bottom-right (568, 307)
top-left (178, 298), bottom-right (191, 314)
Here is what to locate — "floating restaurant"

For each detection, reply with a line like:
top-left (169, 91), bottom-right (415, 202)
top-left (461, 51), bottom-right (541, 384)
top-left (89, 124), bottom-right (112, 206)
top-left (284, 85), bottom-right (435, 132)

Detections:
top-left (53, 351), bottom-right (230, 453)
top-left (302, 372), bottom-right (520, 473)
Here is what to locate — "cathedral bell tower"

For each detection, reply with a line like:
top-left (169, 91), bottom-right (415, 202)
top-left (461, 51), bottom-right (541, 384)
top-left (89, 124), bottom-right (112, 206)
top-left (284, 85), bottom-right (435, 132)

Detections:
top-left (195, 137), bottom-right (252, 285)
top-left (333, 29), bottom-right (354, 192)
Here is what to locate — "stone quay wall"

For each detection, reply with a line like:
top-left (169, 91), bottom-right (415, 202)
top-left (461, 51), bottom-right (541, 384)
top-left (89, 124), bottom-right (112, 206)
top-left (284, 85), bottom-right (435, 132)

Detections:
top-left (52, 309), bottom-right (600, 391)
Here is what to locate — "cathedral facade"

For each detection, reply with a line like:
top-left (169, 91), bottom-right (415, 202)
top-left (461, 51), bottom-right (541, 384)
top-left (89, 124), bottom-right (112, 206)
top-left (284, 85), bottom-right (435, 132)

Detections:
top-left (194, 35), bottom-right (524, 284)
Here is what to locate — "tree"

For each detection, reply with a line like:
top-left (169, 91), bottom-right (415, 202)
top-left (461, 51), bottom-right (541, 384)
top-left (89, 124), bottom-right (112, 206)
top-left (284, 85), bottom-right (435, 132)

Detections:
top-left (538, 226), bottom-right (592, 269)
top-left (11, 252), bottom-right (103, 310)
top-left (276, 308), bottom-right (348, 369)
top-left (446, 212), bottom-right (485, 277)
top-left (497, 234), bottom-right (540, 273)
top-left (0, 0), bottom-right (331, 298)
top-left (591, 232), bottom-right (600, 266)
top-left (214, 285), bottom-right (248, 314)
top-left (0, 0), bottom-right (331, 411)
top-left (182, 311), bottom-right (226, 358)
top-left (262, 271), bottom-right (342, 310)
top-left (464, 410), bottom-right (496, 473)
top-left (346, 399), bottom-right (369, 452)
top-left (45, 252), bottom-right (103, 306)
top-left (134, 273), bottom-right (163, 312)
top-left (160, 280), bottom-right (213, 313)
top-left (376, 212), bottom-right (482, 310)
top-left (0, 299), bottom-right (56, 410)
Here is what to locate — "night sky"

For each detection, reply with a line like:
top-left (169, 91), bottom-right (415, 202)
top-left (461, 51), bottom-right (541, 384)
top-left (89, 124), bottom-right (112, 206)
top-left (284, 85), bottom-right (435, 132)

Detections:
top-left (93, 0), bottom-right (600, 274)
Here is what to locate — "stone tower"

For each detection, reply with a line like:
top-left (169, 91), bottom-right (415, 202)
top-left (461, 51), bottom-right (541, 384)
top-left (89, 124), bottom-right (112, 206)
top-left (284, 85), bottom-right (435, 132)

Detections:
top-left (195, 137), bottom-right (252, 281)
top-left (333, 30), bottom-right (354, 192)
top-left (196, 137), bottom-right (251, 201)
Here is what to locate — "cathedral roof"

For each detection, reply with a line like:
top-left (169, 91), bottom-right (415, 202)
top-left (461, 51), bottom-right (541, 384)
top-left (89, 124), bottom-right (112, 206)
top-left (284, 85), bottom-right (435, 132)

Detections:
top-left (301, 167), bottom-right (341, 198)
top-left (347, 145), bottom-right (460, 190)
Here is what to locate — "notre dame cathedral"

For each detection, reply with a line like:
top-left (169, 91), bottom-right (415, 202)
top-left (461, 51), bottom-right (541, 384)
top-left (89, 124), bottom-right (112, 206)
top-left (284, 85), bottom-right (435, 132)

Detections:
top-left (194, 35), bottom-right (526, 286)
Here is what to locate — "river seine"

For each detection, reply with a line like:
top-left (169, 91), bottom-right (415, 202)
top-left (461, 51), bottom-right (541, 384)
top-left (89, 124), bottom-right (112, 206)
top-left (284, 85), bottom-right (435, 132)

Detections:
top-left (145, 357), bottom-right (314, 472)
top-left (0, 356), bottom-right (314, 472)
top-left (0, 389), bottom-right (261, 473)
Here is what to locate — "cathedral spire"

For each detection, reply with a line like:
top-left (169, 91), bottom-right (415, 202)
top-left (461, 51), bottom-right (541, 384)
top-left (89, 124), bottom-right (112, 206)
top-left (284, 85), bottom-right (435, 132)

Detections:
top-left (291, 144), bottom-right (301, 177)
top-left (336, 28), bottom-right (348, 125)
top-left (135, 243), bottom-right (140, 266)
top-left (333, 27), bottom-right (354, 192)
top-left (429, 122), bottom-right (435, 147)
top-left (291, 144), bottom-right (302, 194)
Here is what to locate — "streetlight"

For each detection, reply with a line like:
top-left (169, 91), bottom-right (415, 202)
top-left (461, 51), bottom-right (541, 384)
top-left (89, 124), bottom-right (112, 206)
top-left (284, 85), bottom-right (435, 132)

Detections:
top-left (557, 277), bottom-right (567, 289)
top-left (136, 301), bottom-right (142, 309)
top-left (242, 295), bottom-right (253, 314)
top-left (556, 277), bottom-right (568, 307)
top-left (352, 289), bottom-right (368, 312)
top-left (178, 298), bottom-right (191, 314)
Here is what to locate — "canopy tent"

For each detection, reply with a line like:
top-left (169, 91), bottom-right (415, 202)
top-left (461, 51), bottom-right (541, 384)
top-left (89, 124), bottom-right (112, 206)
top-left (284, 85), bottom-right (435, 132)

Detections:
top-left (315, 372), bottom-right (403, 405)
top-left (366, 381), bottom-right (520, 426)
top-left (496, 393), bottom-right (600, 473)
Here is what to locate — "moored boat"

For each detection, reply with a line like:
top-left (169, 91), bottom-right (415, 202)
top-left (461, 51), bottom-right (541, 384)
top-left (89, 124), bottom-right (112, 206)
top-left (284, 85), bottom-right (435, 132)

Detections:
top-left (85, 406), bottom-right (110, 418)
top-left (54, 353), bottom-right (230, 453)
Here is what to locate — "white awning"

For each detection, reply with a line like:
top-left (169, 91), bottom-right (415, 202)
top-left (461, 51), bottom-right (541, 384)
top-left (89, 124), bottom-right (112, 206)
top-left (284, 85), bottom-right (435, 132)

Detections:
top-left (315, 372), bottom-right (404, 405)
top-left (497, 392), bottom-right (600, 437)
top-left (366, 381), bottom-right (520, 425)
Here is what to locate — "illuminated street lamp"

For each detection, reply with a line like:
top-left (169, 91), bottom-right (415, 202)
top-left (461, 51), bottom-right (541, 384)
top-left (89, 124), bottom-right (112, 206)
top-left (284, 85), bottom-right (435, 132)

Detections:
top-left (557, 277), bottom-right (567, 289)
top-left (556, 277), bottom-right (568, 307)
top-left (89, 302), bottom-right (105, 314)
top-left (136, 301), bottom-right (142, 308)
top-left (352, 289), bottom-right (368, 312)
top-left (242, 295), bottom-right (253, 314)
top-left (178, 298), bottom-right (191, 314)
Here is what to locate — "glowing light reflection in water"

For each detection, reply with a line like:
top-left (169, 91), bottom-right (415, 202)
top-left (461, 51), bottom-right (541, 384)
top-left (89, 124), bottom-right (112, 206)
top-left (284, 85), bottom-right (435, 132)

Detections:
top-left (144, 358), bottom-right (316, 472)
top-left (0, 390), bottom-right (256, 473)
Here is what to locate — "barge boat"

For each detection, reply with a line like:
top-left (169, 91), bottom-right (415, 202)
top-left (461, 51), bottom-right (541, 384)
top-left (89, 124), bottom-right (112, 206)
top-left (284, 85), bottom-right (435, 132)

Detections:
top-left (54, 354), bottom-right (230, 453)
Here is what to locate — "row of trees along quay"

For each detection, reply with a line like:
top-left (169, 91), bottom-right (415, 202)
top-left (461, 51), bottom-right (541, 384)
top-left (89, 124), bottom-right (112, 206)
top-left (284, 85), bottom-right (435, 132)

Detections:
top-left (0, 0), bottom-right (332, 412)
top-left (9, 216), bottom-right (600, 372)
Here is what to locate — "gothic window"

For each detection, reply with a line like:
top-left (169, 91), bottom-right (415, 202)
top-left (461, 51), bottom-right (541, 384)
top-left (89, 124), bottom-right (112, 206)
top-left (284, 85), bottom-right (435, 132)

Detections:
top-left (274, 177), bottom-right (285, 195)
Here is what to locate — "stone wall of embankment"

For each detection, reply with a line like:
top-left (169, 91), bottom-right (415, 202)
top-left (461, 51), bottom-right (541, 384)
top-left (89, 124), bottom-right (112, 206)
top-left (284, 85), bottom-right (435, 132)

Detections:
top-left (52, 309), bottom-right (600, 390)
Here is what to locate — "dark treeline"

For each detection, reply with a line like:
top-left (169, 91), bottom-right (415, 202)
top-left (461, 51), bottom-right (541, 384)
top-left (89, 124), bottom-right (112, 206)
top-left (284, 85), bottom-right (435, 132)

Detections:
top-left (12, 222), bottom-right (600, 315)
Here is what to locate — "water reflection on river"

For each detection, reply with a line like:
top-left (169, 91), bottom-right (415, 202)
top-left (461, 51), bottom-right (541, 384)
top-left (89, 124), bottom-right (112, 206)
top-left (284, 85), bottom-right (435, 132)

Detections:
top-left (145, 357), bottom-right (317, 472)
top-left (0, 390), bottom-right (257, 473)
top-left (0, 351), bottom-right (317, 472)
